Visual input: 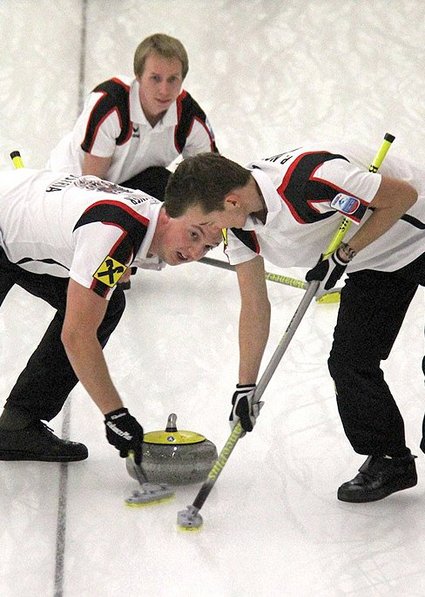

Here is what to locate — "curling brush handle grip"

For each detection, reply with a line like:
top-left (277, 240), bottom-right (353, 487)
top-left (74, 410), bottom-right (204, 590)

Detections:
top-left (10, 151), bottom-right (25, 169)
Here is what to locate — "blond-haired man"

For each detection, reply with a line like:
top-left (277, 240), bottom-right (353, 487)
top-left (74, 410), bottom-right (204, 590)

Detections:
top-left (49, 33), bottom-right (217, 199)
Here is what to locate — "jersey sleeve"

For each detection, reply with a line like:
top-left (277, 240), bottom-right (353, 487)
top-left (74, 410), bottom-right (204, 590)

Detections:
top-left (69, 222), bottom-right (132, 300)
top-left (175, 91), bottom-right (218, 156)
top-left (77, 88), bottom-right (125, 158)
top-left (224, 228), bottom-right (260, 266)
top-left (70, 198), bottom-right (150, 299)
top-left (313, 158), bottom-right (382, 222)
top-left (182, 115), bottom-right (217, 156)
top-left (276, 152), bottom-right (382, 225)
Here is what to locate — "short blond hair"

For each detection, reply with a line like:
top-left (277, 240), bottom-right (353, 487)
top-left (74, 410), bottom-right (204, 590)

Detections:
top-left (133, 33), bottom-right (189, 79)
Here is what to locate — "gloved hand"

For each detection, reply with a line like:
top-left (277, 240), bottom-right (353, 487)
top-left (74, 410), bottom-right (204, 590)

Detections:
top-left (305, 248), bottom-right (350, 291)
top-left (104, 407), bottom-right (144, 464)
top-left (229, 384), bottom-right (263, 433)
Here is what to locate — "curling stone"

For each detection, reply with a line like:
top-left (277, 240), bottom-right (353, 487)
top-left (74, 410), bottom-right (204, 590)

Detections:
top-left (126, 414), bottom-right (218, 485)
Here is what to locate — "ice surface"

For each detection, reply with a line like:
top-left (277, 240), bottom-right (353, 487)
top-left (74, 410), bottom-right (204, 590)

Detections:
top-left (0, 1), bottom-right (424, 595)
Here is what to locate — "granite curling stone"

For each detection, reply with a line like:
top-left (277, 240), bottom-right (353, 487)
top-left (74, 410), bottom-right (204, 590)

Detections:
top-left (126, 413), bottom-right (218, 485)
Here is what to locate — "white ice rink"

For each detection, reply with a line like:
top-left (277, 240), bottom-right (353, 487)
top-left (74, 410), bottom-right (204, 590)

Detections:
top-left (0, 1), bottom-right (424, 595)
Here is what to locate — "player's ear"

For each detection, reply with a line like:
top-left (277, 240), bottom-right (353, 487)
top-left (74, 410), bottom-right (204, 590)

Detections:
top-left (224, 192), bottom-right (240, 209)
top-left (158, 206), bottom-right (171, 225)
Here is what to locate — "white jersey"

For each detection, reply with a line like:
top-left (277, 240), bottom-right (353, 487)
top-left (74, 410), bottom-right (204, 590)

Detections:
top-left (48, 76), bottom-right (217, 184)
top-left (225, 143), bottom-right (425, 273)
top-left (0, 169), bottom-right (165, 299)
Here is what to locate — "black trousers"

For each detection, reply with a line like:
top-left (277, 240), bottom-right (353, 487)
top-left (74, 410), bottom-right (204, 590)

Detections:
top-left (0, 250), bottom-right (126, 422)
top-left (328, 252), bottom-right (425, 456)
top-left (121, 166), bottom-right (171, 201)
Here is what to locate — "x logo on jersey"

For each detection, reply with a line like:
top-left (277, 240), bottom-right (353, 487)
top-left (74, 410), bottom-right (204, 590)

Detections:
top-left (93, 256), bottom-right (127, 287)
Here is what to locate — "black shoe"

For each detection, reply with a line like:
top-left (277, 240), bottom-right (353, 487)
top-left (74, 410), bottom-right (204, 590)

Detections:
top-left (0, 421), bottom-right (88, 462)
top-left (337, 452), bottom-right (417, 503)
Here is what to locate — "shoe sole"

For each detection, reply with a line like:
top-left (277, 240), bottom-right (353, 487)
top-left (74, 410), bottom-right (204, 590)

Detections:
top-left (337, 476), bottom-right (417, 503)
top-left (0, 451), bottom-right (88, 462)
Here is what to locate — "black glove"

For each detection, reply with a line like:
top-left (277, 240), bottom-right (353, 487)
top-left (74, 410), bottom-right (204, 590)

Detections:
top-left (229, 384), bottom-right (263, 433)
top-left (305, 249), bottom-right (349, 291)
top-left (104, 407), bottom-right (144, 464)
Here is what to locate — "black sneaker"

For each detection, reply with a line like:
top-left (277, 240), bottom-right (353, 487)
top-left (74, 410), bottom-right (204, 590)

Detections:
top-left (0, 421), bottom-right (88, 462)
top-left (337, 452), bottom-right (417, 503)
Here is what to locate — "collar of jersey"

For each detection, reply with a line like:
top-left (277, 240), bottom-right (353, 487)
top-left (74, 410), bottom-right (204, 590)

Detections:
top-left (130, 79), bottom-right (178, 130)
top-left (132, 202), bottom-right (163, 265)
top-left (249, 167), bottom-right (283, 226)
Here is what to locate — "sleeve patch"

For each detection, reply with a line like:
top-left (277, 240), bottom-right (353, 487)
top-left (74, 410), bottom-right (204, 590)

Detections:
top-left (331, 193), bottom-right (362, 216)
top-left (93, 255), bottom-right (128, 287)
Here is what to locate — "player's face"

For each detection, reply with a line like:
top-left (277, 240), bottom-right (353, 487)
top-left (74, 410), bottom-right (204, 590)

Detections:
top-left (137, 52), bottom-right (183, 125)
top-left (158, 219), bottom-right (221, 266)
